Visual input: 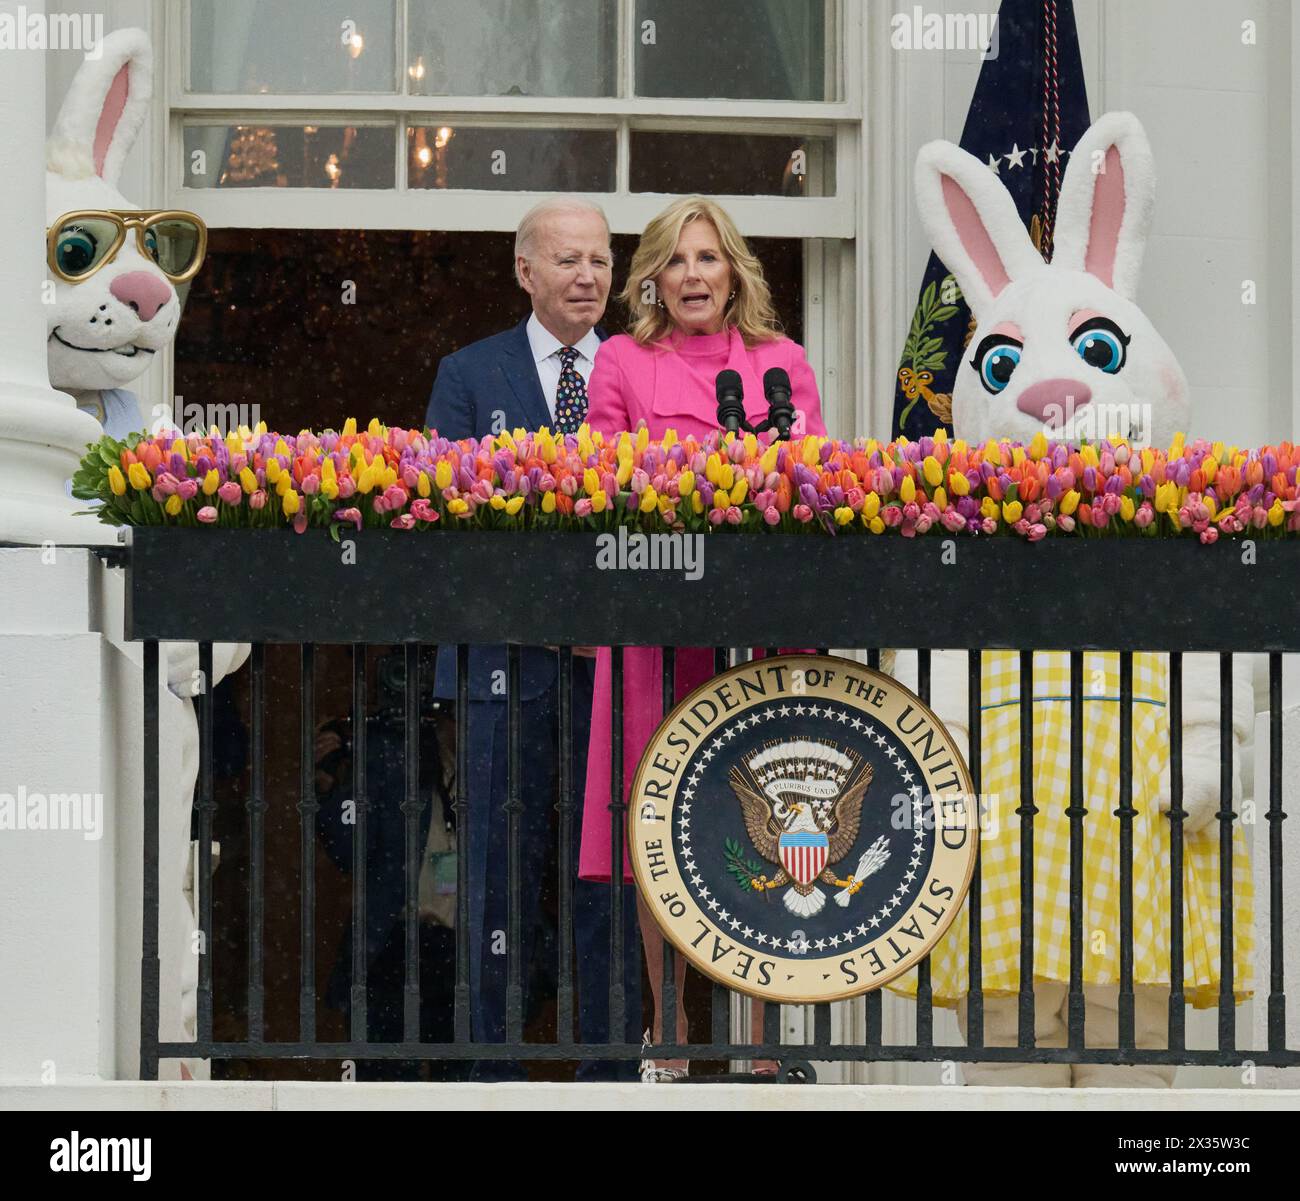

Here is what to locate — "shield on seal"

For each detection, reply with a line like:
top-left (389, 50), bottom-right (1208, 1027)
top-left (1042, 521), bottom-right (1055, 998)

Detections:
top-left (778, 831), bottom-right (830, 888)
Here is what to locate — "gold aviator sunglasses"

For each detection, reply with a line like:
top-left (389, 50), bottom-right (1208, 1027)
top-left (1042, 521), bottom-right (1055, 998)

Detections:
top-left (47, 209), bottom-right (208, 284)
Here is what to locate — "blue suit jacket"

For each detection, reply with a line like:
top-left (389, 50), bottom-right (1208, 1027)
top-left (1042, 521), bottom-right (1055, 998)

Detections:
top-left (425, 317), bottom-right (607, 702)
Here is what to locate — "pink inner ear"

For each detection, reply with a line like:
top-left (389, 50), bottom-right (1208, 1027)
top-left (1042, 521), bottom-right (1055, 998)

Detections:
top-left (93, 64), bottom-right (131, 178)
top-left (1084, 146), bottom-right (1125, 288)
top-left (941, 173), bottom-right (1011, 300)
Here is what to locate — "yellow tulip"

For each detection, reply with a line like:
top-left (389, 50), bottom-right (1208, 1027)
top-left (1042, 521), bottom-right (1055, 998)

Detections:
top-left (662, 429), bottom-right (678, 449)
top-left (635, 426), bottom-right (649, 452)
top-left (541, 491), bottom-right (556, 514)
top-left (170, 438), bottom-right (187, 461)
top-left (834, 506), bottom-right (854, 526)
top-left (435, 461), bottom-right (453, 490)
top-left (282, 489), bottom-right (300, 517)
top-left (868, 516), bottom-right (885, 535)
top-left (505, 496), bottom-right (524, 516)
top-left (108, 466), bottom-right (127, 496)
top-left (731, 478), bottom-right (748, 505)
top-left (678, 471), bottom-right (696, 497)
top-left (933, 427), bottom-right (948, 445)
top-left (128, 462), bottom-right (152, 491)
top-left (923, 456), bottom-right (943, 487)
top-left (984, 440), bottom-right (1002, 466)
top-left (367, 418), bottom-right (382, 438)
top-left (1119, 496), bottom-right (1135, 522)
top-left (342, 417), bottom-right (358, 437)
top-left (934, 487), bottom-right (947, 512)
top-left (583, 468), bottom-right (601, 497)
top-left (980, 496), bottom-right (998, 521)
top-left (705, 454), bottom-right (723, 486)
top-left (448, 498), bottom-right (469, 515)
top-left (743, 433), bottom-right (758, 459)
top-left (164, 494), bottom-right (183, 517)
top-left (616, 458), bottom-right (633, 487)
top-left (274, 438), bottom-right (290, 458)
top-left (591, 489), bottom-right (607, 514)
top-left (266, 459), bottom-right (282, 484)
top-left (490, 494), bottom-right (507, 511)
top-left (760, 445), bottom-right (778, 475)
top-left (692, 492), bottom-right (704, 515)
top-left (802, 437), bottom-right (820, 468)
top-left (861, 493), bottom-right (881, 521)
top-left (715, 487), bottom-right (731, 508)
top-left (639, 487), bottom-right (658, 513)
top-left (1079, 444), bottom-right (1100, 468)
top-left (948, 470), bottom-right (970, 497)
top-left (1269, 499), bottom-right (1285, 527)
top-left (1029, 432), bottom-right (1048, 461)
top-left (900, 475), bottom-right (916, 504)
top-left (240, 467), bottom-right (257, 494)
top-left (1060, 490), bottom-right (1081, 516)
top-left (1002, 500), bottom-right (1023, 524)
top-left (417, 471), bottom-right (431, 498)
top-left (321, 479), bottom-right (338, 501)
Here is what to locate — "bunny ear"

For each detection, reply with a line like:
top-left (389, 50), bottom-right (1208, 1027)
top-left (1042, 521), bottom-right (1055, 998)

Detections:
top-left (914, 140), bottom-right (1042, 318)
top-left (47, 28), bottom-right (153, 187)
top-left (1051, 112), bottom-right (1155, 300)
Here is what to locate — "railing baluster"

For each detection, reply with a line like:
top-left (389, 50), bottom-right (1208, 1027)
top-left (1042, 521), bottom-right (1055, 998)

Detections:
top-left (196, 642), bottom-right (215, 1046)
top-left (454, 644), bottom-right (471, 1043)
top-left (298, 642), bottom-right (317, 1043)
top-left (349, 644), bottom-right (368, 1042)
top-left (915, 649), bottom-right (933, 1048)
top-left (505, 644), bottom-right (523, 1043)
top-left (1017, 651), bottom-right (1037, 1048)
top-left (966, 649), bottom-right (983, 1049)
top-left (608, 645), bottom-right (627, 1051)
top-left (404, 644), bottom-right (423, 1041)
top-left (140, 640), bottom-right (160, 1081)
top-left (1117, 652), bottom-right (1135, 1050)
top-left (247, 643), bottom-right (266, 1043)
top-left (1167, 652), bottom-right (1186, 1050)
top-left (1268, 653), bottom-right (1287, 1052)
top-left (1218, 652), bottom-right (1236, 1052)
top-left (660, 647), bottom-right (677, 1055)
top-left (557, 647), bottom-right (575, 1046)
top-left (1067, 651), bottom-right (1085, 1050)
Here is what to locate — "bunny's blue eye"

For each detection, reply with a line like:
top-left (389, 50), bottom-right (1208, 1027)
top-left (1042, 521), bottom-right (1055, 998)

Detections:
top-left (56, 229), bottom-right (98, 275)
top-left (1071, 318), bottom-right (1130, 374)
top-left (971, 335), bottom-right (1023, 395)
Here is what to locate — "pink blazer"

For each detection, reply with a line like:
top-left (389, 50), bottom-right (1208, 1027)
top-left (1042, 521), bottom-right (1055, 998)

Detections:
top-left (585, 328), bottom-right (824, 443)
top-left (578, 329), bottom-right (826, 882)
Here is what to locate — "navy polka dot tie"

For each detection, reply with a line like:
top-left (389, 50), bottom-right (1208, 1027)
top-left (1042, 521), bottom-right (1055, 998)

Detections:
top-left (554, 346), bottom-right (589, 435)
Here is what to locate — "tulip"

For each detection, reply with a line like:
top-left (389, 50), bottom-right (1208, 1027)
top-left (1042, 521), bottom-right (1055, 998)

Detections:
top-left (108, 466), bottom-right (127, 496)
top-left (218, 481), bottom-right (242, 506)
top-left (197, 505), bottom-right (218, 524)
top-left (128, 462), bottom-right (152, 491)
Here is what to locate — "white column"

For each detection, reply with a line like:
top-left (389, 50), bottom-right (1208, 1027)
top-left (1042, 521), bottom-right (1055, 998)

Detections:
top-left (0, 0), bottom-right (105, 546)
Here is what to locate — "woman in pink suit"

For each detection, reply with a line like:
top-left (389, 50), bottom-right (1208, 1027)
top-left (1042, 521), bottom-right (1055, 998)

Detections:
top-left (578, 197), bottom-right (826, 1079)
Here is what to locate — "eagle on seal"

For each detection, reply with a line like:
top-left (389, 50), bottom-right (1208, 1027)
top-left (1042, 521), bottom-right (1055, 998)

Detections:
top-left (728, 740), bottom-right (889, 918)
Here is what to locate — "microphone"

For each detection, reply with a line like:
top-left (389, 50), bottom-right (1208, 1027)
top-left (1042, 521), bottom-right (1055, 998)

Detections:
top-left (763, 367), bottom-right (795, 440)
top-left (715, 369), bottom-right (747, 435)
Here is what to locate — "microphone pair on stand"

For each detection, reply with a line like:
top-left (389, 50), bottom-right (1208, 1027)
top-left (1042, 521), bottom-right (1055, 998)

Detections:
top-left (715, 368), bottom-right (796, 440)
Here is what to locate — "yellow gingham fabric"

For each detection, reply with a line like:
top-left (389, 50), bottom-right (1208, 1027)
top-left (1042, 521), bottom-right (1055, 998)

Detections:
top-left (892, 651), bottom-right (1253, 1009)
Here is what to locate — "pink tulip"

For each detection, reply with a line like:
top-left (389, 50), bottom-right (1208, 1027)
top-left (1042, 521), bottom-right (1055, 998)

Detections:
top-left (218, 481), bottom-right (242, 505)
top-left (197, 506), bottom-right (218, 524)
top-left (390, 514), bottom-right (416, 530)
top-left (250, 490), bottom-right (267, 510)
top-left (177, 478), bottom-right (199, 501)
top-left (575, 498), bottom-right (593, 518)
top-left (410, 499), bottom-right (438, 524)
top-left (334, 508), bottom-right (362, 529)
top-left (764, 505), bottom-right (781, 526)
top-left (793, 504), bottom-right (814, 523)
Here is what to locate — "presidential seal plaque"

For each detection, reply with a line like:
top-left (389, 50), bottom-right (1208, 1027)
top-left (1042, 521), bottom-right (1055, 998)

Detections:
top-left (630, 655), bottom-right (978, 1004)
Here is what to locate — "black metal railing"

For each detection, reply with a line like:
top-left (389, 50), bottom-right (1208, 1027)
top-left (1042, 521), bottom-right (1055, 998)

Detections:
top-left (127, 530), bottom-right (1299, 1080)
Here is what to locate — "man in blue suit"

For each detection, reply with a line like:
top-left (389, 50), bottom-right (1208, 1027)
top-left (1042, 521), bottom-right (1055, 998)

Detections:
top-left (425, 197), bottom-right (641, 1081)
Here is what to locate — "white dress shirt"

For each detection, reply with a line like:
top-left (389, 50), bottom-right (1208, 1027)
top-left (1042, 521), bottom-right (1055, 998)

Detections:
top-left (526, 312), bottom-right (601, 423)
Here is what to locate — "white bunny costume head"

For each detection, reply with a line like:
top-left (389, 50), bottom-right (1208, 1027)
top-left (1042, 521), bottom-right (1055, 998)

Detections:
top-left (45, 29), bottom-right (188, 393)
top-left (914, 112), bottom-right (1188, 448)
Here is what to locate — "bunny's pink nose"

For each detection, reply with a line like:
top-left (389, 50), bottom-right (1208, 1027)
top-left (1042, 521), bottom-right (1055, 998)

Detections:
top-left (1015, 379), bottom-right (1093, 426)
top-left (110, 272), bottom-right (173, 323)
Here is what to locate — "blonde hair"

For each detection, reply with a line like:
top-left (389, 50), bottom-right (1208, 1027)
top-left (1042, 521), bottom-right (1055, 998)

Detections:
top-left (620, 197), bottom-right (782, 346)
